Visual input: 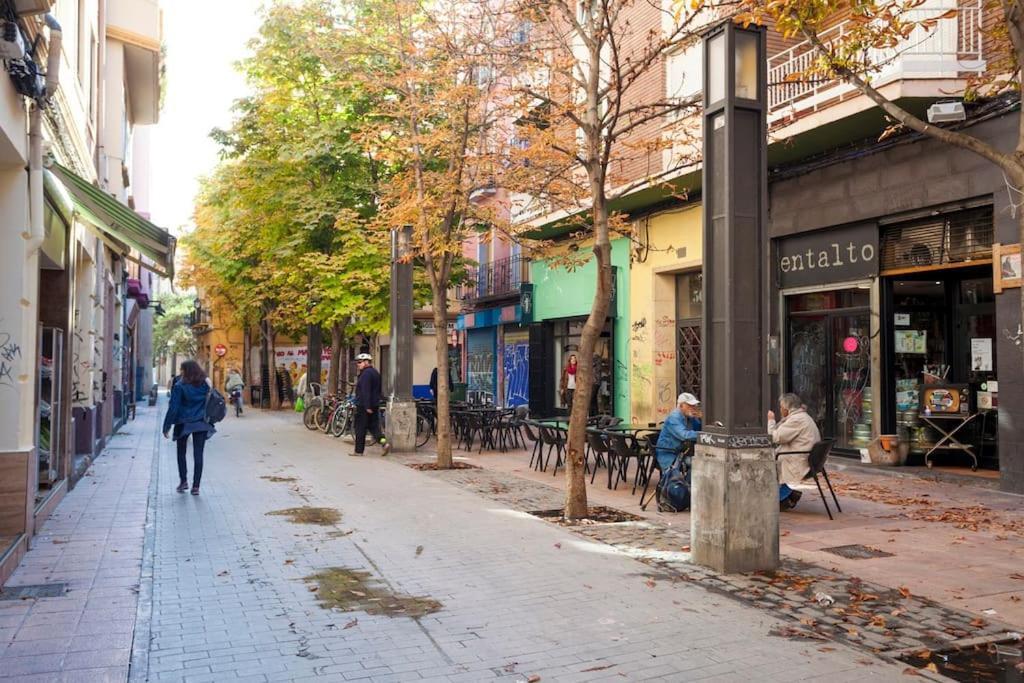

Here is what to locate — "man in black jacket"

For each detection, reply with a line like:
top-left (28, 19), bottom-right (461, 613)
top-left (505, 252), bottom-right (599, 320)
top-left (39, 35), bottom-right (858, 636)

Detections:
top-left (351, 353), bottom-right (389, 456)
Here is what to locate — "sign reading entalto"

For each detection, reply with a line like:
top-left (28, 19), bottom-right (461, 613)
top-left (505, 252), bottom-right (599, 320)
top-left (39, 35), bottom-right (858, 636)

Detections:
top-left (775, 222), bottom-right (878, 289)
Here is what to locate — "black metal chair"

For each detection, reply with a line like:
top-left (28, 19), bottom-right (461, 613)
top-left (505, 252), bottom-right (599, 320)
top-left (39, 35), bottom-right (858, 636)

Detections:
top-left (604, 432), bottom-right (644, 493)
top-left (539, 424), bottom-right (567, 474)
top-left (521, 420), bottom-right (544, 469)
top-left (777, 439), bottom-right (842, 520)
top-left (585, 428), bottom-right (611, 484)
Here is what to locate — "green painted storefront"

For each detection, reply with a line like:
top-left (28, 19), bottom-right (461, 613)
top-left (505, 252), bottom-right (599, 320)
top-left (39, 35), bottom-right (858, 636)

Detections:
top-left (529, 238), bottom-right (631, 419)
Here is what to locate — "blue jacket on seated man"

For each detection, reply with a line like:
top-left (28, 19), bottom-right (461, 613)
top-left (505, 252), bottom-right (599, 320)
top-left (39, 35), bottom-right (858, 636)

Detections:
top-left (655, 392), bottom-right (702, 470)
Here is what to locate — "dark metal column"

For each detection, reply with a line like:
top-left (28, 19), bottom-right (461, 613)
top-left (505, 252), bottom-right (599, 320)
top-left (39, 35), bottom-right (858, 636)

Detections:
top-left (691, 21), bottom-right (778, 573)
top-left (390, 225), bottom-right (413, 401)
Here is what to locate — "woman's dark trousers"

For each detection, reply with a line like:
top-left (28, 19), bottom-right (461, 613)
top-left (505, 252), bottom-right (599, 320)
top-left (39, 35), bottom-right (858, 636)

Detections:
top-left (176, 432), bottom-right (208, 485)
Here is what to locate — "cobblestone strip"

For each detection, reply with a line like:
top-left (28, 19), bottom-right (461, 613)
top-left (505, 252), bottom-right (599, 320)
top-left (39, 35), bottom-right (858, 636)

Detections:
top-left (395, 454), bottom-right (1018, 659)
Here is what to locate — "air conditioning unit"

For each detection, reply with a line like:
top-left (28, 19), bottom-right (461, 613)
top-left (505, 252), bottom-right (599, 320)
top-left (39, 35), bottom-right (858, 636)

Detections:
top-left (13, 0), bottom-right (54, 17)
top-left (0, 21), bottom-right (26, 60)
top-left (927, 101), bottom-right (965, 124)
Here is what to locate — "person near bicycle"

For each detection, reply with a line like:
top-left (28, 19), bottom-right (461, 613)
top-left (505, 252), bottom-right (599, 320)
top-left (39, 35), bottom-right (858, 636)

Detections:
top-left (351, 353), bottom-right (390, 457)
top-left (225, 368), bottom-right (245, 417)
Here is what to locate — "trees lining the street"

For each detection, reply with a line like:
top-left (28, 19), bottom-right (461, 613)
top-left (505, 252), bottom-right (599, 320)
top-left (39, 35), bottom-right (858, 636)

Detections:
top-left (339, 0), bottom-right (515, 468)
top-left (183, 0), bottom-right (397, 401)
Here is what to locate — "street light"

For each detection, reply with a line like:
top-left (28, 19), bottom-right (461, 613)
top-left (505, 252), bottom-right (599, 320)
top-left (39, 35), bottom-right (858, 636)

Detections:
top-left (692, 21), bottom-right (777, 574)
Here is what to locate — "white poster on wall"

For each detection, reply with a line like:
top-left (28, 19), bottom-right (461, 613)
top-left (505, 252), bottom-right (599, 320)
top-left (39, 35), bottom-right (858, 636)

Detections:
top-left (971, 338), bottom-right (993, 372)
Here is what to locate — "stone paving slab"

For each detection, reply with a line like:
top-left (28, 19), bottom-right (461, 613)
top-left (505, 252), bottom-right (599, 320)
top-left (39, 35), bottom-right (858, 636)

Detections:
top-left (397, 456), bottom-right (1018, 659)
top-left (0, 405), bottom-right (157, 681)
top-left (132, 409), bottom-right (910, 682)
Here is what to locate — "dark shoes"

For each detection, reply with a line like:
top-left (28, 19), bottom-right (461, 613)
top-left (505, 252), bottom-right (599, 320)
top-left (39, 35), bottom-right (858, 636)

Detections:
top-left (349, 452), bottom-right (363, 457)
top-left (781, 489), bottom-right (803, 511)
top-left (176, 480), bottom-right (188, 493)
top-left (380, 441), bottom-right (391, 456)
top-left (191, 485), bottom-right (200, 496)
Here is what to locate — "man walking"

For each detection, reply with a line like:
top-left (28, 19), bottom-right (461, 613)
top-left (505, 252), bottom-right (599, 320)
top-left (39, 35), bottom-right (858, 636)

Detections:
top-left (351, 353), bottom-right (390, 457)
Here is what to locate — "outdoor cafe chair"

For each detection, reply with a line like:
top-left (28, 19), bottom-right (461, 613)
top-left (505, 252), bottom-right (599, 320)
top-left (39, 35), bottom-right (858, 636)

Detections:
top-left (538, 424), bottom-right (567, 474)
top-left (604, 432), bottom-right (644, 493)
top-left (776, 439), bottom-right (842, 520)
top-left (585, 428), bottom-right (611, 484)
top-left (521, 420), bottom-right (544, 470)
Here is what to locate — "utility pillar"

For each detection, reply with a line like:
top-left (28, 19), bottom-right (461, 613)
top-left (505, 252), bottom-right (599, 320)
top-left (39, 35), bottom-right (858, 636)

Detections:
top-left (386, 225), bottom-right (416, 451)
top-left (691, 22), bottom-right (778, 574)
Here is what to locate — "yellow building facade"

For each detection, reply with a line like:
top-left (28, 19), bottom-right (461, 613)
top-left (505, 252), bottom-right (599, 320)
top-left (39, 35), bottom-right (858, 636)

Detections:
top-left (628, 204), bottom-right (703, 425)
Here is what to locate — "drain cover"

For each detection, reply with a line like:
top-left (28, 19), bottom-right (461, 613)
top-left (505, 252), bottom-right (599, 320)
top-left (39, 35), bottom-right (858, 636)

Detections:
top-left (0, 582), bottom-right (67, 600)
top-left (820, 544), bottom-right (894, 560)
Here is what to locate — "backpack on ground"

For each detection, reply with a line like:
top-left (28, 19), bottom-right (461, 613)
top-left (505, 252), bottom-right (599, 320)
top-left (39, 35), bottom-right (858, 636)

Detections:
top-left (656, 455), bottom-right (691, 513)
top-left (205, 388), bottom-right (227, 424)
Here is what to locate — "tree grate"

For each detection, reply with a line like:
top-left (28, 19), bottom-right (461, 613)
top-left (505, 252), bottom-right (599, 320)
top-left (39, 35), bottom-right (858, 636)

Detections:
top-left (0, 582), bottom-right (67, 600)
top-left (820, 544), bottom-right (894, 560)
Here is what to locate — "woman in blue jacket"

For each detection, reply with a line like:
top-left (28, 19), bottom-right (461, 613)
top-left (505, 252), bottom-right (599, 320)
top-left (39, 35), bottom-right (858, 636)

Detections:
top-left (163, 360), bottom-right (215, 495)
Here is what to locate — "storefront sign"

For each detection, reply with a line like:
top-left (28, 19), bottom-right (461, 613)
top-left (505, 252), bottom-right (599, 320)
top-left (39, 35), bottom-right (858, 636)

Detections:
top-left (776, 223), bottom-right (878, 289)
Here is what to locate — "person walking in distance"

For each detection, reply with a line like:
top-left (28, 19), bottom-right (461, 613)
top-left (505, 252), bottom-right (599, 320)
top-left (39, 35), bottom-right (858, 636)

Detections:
top-left (163, 360), bottom-right (215, 495)
top-left (351, 353), bottom-right (390, 457)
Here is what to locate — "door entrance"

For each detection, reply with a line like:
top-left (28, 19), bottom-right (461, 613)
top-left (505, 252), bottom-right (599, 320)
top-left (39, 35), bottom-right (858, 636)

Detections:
top-left (786, 289), bottom-right (872, 452)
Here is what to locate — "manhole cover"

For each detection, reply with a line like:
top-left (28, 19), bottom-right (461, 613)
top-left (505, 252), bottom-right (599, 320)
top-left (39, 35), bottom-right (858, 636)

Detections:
top-left (0, 582), bottom-right (67, 600)
top-left (820, 544), bottom-right (894, 560)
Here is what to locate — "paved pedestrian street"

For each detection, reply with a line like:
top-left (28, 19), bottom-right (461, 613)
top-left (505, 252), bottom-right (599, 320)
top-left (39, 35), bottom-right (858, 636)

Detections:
top-left (3, 401), bottom-right (1015, 682)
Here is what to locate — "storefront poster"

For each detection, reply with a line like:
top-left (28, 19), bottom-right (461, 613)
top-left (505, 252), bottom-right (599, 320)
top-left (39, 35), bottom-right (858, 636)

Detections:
top-left (894, 313), bottom-right (910, 326)
top-left (971, 338), bottom-right (993, 372)
top-left (275, 346), bottom-right (331, 386)
top-left (894, 330), bottom-right (926, 355)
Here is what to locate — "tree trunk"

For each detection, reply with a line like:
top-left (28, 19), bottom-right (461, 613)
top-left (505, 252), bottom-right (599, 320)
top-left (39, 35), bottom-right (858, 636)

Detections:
top-left (242, 325), bottom-right (252, 388)
top-left (328, 322), bottom-right (343, 395)
top-left (564, 205), bottom-right (614, 520)
top-left (432, 287), bottom-right (453, 468)
top-left (265, 316), bottom-right (281, 410)
top-left (307, 324), bottom-right (323, 391)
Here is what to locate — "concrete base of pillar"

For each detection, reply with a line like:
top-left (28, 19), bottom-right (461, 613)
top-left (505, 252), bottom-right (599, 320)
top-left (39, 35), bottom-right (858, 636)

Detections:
top-left (691, 443), bottom-right (779, 574)
top-left (386, 399), bottom-right (417, 453)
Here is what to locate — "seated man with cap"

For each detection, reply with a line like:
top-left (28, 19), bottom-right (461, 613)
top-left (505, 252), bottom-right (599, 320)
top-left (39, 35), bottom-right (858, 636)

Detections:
top-left (655, 392), bottom-right (703, 471)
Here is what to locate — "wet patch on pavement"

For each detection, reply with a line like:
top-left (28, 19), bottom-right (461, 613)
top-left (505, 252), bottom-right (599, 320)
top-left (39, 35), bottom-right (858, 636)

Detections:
top-left (266, 507), bottom-right (341, 525)
top-left (304, 567), bottom-right (442, 618)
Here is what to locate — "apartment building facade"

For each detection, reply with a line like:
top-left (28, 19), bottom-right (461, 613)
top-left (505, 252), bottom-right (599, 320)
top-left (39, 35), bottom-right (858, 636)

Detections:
top-left (498, 1), bottom-right (1023, 490)
top-left (0, 0), bottom-right (171, 586)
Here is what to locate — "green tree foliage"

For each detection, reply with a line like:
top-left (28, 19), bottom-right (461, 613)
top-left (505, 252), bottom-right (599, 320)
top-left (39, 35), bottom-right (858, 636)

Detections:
top-left (152, 293), bottom-right (197, 361)
top-left (182, 0), bottom-right (403, 403)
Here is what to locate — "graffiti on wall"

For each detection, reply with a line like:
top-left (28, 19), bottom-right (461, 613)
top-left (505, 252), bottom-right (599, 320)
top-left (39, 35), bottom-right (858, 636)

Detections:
top-left (467, 349), bottom-right (495, 400)
top-left (502, 342), bottom-right (529, 407)
top-left (0, 324), bottom-right (20, 388)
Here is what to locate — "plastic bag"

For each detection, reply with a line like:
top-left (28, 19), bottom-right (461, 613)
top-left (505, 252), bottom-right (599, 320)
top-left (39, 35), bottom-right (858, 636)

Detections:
top-left (295, 396), bottom-right (305, 413)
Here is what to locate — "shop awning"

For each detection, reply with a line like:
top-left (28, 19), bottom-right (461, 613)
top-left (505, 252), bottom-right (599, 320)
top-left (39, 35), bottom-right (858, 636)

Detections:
top-left (49, 162), bottom-right (176, 279)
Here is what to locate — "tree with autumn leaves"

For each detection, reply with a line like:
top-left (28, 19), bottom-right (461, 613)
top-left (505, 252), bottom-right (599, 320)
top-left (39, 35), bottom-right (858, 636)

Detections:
top-left (182, 0), bottom-right (400, 406)
top-left (505, 0), bottom-right (709, 517)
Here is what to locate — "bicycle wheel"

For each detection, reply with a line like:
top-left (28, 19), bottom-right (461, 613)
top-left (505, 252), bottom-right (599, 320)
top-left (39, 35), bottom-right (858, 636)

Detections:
top-left (316, 404), bottom-right (332, 432)
top-left (303, 405), bottom-right (319, 431)
top-left (416, 414), bottom-right (430, 448)
top-left (331, 407), bottom-right (351, 438)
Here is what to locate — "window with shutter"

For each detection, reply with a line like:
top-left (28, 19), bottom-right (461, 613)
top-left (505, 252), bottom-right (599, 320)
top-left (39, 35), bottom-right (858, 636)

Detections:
top-left (880, 206), bottom-right (993, 273)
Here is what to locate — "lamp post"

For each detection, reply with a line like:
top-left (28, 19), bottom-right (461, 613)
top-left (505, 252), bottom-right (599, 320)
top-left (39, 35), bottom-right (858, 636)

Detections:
top-left (691, 21), bottom-right (778, 573)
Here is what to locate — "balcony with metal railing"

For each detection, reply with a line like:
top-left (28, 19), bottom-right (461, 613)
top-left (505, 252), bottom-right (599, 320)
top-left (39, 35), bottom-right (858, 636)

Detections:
top-left (768, 0), bottom-right (984, 122)
top-left (457, 254), bottom-right (530, 304)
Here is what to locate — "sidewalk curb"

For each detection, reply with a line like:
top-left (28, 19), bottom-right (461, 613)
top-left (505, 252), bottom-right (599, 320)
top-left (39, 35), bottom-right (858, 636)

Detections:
top-left (128, 406), bottom-right (161, 683)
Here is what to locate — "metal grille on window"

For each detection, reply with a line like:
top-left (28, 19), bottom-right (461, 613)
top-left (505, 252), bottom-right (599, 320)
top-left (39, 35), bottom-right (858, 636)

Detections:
top-left (880, 206), bottom-right (993, 273)
top-left (677, 322), bottom-right (702, 401)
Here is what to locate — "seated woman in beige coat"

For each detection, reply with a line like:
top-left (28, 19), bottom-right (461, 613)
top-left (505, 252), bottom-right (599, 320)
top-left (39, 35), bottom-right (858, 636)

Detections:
top-left (768, 393), bottom-right (821, 510)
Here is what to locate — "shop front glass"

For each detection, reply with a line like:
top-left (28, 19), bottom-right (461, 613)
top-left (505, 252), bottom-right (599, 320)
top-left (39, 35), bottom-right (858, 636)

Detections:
top-left (889, 272), bottom-right (997, 467)
top-left (787, 289), bottom-right (872, 452)
top-left (553, 318), bottom-right (614, 415)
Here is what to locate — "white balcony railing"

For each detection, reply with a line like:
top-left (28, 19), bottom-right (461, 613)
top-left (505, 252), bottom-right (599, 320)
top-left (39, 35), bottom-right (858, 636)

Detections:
top-left (768, 0), bottom-right (984, 115)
